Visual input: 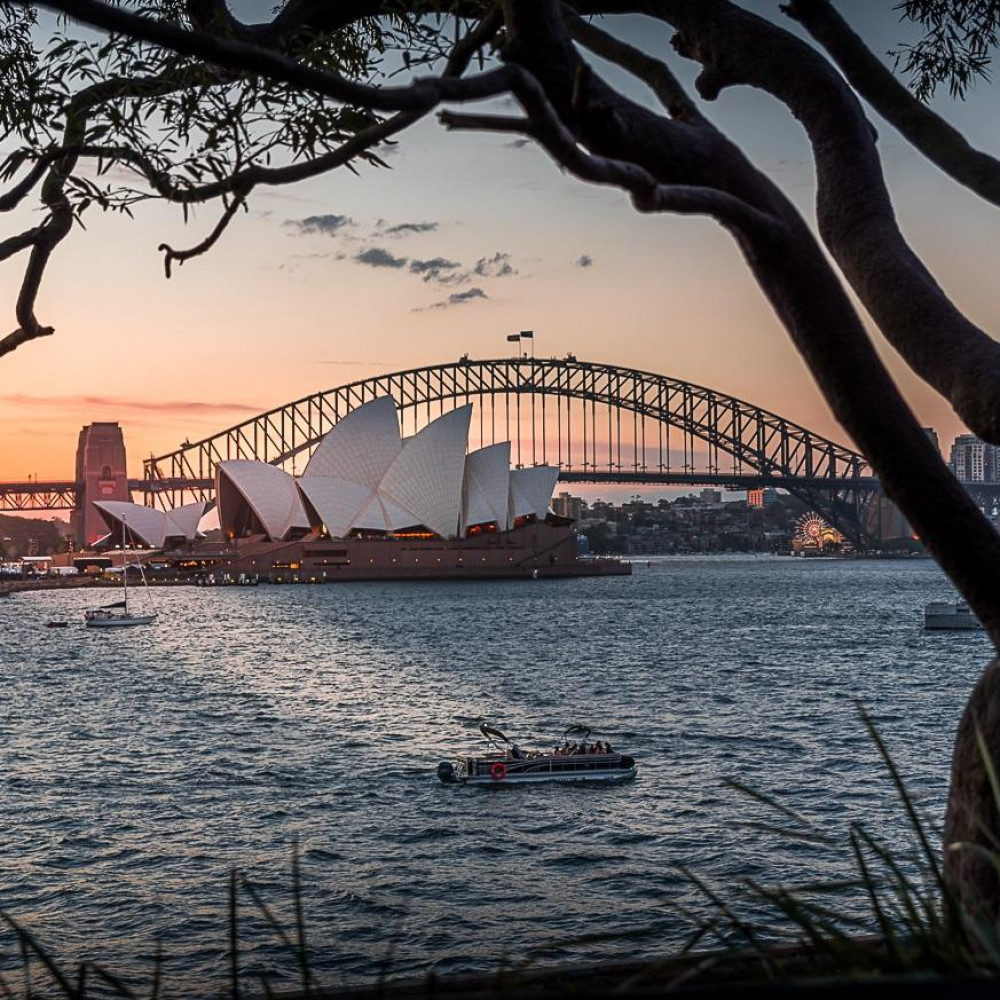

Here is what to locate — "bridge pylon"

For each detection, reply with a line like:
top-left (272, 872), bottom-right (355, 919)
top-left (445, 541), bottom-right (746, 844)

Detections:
top-left (72, 422), bottom-right (129, 549)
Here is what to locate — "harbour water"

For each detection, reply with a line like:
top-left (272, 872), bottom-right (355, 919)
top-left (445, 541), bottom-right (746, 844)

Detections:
top-left (0, 556), bottom-right (991, 992)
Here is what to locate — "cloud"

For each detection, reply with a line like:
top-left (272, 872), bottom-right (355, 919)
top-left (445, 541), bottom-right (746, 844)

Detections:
top-left (575, 254), bottom-right (594, 268)
top-left (354, 246), bottom-right (409, 269)
top-left (415, 287), bottom-right (489, 311)
top-left (381, 221), bottom-right (439, 237)
top-left (506, 138), bottom-right (531, 150)
top-left (0, 394), bottom-right (261, 415)
top-left (474, 252), bottom-right (517, 278)
top-left (408, 257), bottom-right (465, 284)
top-left (286, 214), bottom-right (354, 236)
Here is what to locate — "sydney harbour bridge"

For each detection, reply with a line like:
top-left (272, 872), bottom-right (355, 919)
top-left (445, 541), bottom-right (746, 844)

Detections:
top-left (0, 356), bottom-right (895, 544)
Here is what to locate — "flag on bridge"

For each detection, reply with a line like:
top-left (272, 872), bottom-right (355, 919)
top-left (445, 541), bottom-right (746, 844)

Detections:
top-left (507, 333), bottom-right (521, 342)
top-left (520, 330), bottom-right (534, 339)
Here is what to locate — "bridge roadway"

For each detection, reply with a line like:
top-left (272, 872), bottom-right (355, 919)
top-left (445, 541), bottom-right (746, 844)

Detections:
top-left (0, 473), bottom-right (880, 512)
top-left (0, 478), bottom-right (212, 512)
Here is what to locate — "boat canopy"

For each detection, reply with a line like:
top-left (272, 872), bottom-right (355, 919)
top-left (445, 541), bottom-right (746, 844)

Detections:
top-left (479, 723), bottom-right (517, 750)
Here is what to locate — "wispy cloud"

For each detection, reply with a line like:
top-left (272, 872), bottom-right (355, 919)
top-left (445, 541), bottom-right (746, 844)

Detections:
top-left (381, 220), bottom-right (439, 237)
top-left (0, 394), bottom-right (261, 415)
top-left (285, 214), bottom-right (354, 236)
top-left (474, 252), bottom-right (517, 278)
top-left (415, 287), bottom-right (488, 311)
top-left (354, 246), bottom-right (408, 268)
top-left (575, 254), bottom-right (594, 268)
top-left (315, 360), bottom-right (397, 366)
top-left (506, 138), bottom-right (531, 150)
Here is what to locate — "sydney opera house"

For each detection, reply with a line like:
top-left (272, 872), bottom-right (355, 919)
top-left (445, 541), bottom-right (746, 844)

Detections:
top-left (91, 397), bottom-right (628, 581)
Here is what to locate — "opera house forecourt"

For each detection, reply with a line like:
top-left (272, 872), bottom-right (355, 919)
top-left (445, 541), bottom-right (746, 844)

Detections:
top-left (90, 397), bottom-right (630, 582)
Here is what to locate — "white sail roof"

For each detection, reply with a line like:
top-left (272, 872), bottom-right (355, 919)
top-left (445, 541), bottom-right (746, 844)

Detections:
top-left (211, 399), bottom-right (556, 544)
top-left (296, 477), bottom-right (373, 540)
top-left (302, 395), bottom-right (401, 485)
top-left (462, 442), bottom-right (511, 532)
top-left (217, 461), bottom-right (310, 541)
top-left (508, 466), bottom-right (559, 521)
top-left (94, 501), bottom-right (170, 548)
top-left (164, 501), bottom-right (211, 541)
top-left (378, 405), bottom-right (472, 539)
top-left (93, 500), bottom-right (209, 547)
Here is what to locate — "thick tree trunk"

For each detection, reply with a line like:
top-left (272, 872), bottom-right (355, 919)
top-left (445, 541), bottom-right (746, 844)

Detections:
top-left (945, 657), bottom-right (1000, 910)
top-left (508, 0), bottom-right (1000, 912)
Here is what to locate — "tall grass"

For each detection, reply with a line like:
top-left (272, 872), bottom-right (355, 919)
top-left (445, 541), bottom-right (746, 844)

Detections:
top-left (674, 704), bottom-right (1000, 983)
top-left (0, 841), bottom-right (315, 1000)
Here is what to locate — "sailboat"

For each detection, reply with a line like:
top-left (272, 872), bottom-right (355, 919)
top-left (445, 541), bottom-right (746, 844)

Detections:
top-left (84, 517), bottom-right (157, 628)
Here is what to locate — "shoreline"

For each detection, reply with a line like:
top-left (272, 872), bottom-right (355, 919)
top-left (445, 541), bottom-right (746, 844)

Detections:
top-left (0, 577), bottom-right (193, 598)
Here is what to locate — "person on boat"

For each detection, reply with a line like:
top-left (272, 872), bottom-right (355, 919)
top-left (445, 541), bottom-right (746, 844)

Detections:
top-left (603, 741), bottom-right (613, 753)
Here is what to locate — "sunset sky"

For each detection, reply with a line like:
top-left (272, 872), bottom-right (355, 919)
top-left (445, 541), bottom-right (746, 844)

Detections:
top-left (0, 2), bottom-right (997, 489)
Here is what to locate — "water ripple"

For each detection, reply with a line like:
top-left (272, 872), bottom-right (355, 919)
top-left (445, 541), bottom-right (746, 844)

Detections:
top-left (0, 556), bottom-right (985, 990)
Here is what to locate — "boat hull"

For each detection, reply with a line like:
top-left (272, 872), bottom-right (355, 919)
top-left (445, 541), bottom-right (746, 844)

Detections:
top-left (85, 614), bottom-right (157, 628)
top-left (460, 766), bottom-right (637, 786)
top-left (924, 602), bottom-right (983, 630)
top-left (440, 750), bottom-right (638, 786)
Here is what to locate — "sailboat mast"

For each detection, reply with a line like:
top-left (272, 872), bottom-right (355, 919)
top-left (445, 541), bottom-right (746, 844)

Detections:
top-left (121, 517), bottom-right (129, 612)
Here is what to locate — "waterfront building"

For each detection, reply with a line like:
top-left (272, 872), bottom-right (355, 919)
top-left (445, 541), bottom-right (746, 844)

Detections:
top-left (217, 398), bottom-right (558, 542)
top-left (747, 487), bottom-right (779, 508)
top-left (552, 491), bottom-right (585, 522)
top-left (92, 500), bottom-right (212, 549)
top-left (950, 434), bottom-right (999, 483)
top-left (75, 398), bottom-right (632, 581)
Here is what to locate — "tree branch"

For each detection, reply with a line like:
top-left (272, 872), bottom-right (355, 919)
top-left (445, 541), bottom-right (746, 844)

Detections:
top-left (158, 185), bottom-right (249, 277)
top-left (611, 0), bottom-right (1000, 447)
top-left (0, 197), bottom-right (72, 359)
top-left (561, 6), bottom-right (704, 124)
top-left (784, 0), bottom-right (1000, 208)
top-left (499, 0), bottom-right (1000, 647)
top-left (0, 158), bottom-right (56, 212)
top-left (0, 225), bottom-right (44, 261)
top-left (440, 110), bottom-right (780, 239)
top-left (25, 0), bottom-right (517, 114)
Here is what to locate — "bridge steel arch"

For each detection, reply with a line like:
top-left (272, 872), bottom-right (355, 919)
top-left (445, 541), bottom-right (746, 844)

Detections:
top-left (143, 357), bottom-right (877, 542)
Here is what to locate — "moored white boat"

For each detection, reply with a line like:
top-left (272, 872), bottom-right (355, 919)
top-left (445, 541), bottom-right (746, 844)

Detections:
top-left (924, 600), bottom-right (983, 631)
top-left (84, 517), bottom-right (158, 629)
top-left (85, 601), bottom-right (157, 628)
top-left (438, 724), bottom-right (637, 786)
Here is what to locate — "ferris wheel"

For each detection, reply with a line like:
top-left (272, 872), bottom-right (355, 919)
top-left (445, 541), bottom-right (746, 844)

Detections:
top-left (795, 512), bottom-right (831, 548)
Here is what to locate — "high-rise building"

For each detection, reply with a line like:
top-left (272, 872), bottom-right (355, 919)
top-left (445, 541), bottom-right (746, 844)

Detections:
top-left (552, 491), bottom-right (585, 522)
top-left (747, 487), bottom-right (779, 508)
top-left (699, 488), bottom-right (722, 505)
top-left (950, 434), bottom-right (998, 483)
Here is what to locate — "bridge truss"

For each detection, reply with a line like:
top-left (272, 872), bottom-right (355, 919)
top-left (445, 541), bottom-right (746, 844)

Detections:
top-left (143, 357), bottom-right (878, 542)
top-left (0, 481), bottom-right (78, 512)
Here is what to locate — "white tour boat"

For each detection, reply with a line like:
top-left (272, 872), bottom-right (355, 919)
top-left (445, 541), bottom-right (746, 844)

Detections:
top-left (438, 724), bottom-right (637, 786)
top-left (84, 518), bottom-right (157, 628)
top-left (924, 600), bottom-right (983, 631)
